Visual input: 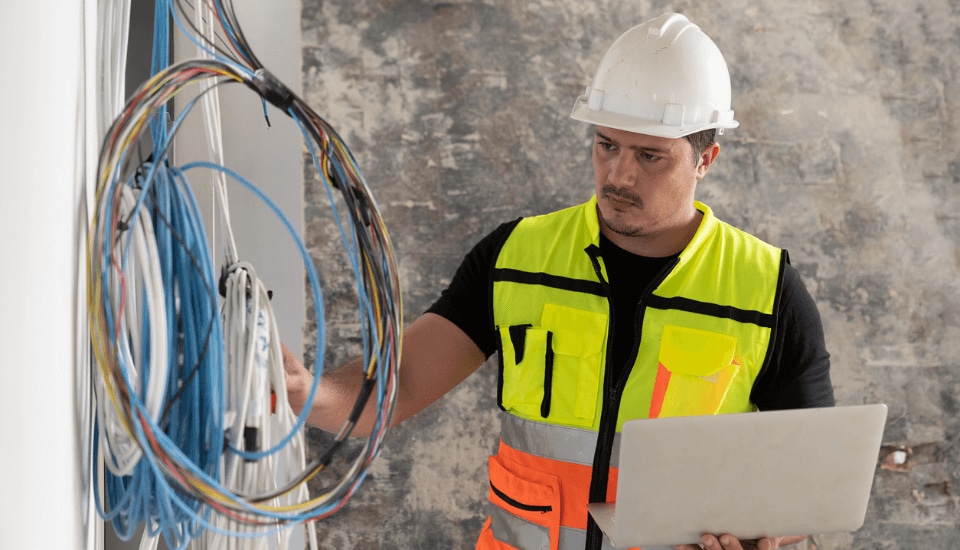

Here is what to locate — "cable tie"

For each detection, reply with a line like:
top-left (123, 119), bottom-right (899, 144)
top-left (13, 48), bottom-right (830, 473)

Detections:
top-left (218, 264), bottom-right (229, 298)
top-left (243, 426), bottom-right (260, 462)
top-left (218, 262), bottom-right (254, 298)
top-left (350, 187), bottom-right (372, 227)
top-left (248, 68), bottom-right (294, 112)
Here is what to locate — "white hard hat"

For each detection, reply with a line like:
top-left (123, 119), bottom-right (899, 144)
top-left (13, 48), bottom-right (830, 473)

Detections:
top-left (570, 13), bottom-right (739, 138)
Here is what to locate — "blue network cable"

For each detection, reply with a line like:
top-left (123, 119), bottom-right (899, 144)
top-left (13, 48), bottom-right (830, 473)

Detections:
top-left (88, 1), bottom-right (402, 547)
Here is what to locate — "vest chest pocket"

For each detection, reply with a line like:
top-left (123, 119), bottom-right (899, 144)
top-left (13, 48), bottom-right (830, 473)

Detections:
top-left (498, 304), bottom-right (607, 427)
top-left (649, 325), bottom-right (740, 418)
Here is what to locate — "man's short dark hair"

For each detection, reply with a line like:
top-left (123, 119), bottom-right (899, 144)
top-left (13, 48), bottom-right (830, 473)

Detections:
top-left (684, 128), bottom-right (717, 161)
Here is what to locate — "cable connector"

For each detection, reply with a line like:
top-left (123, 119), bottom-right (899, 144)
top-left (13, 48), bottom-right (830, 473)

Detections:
top-left (249, 68), bottom-right (294, 111)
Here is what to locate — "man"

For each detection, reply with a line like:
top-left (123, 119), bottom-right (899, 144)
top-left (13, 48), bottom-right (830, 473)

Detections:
top-left (283, 12), bottom-right (834, 550)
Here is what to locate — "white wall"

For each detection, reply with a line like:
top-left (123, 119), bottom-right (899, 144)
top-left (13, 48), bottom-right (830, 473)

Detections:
top-left (0, 1), bottom-right (303, 549)
top-left (0, 2), bottom-right (89, 549)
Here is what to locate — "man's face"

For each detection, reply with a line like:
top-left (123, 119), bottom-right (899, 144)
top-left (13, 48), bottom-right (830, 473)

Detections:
top-left (592, 126), bottom-right (718, 245)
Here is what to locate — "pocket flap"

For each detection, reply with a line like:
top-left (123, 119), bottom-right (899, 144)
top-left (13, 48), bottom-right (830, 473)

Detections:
top-left (488, 454), bottom-right (561, 530)
top-left (659, 325), bottom-right (737, 377)
top-left (541, 303), bottom-right (607, 356)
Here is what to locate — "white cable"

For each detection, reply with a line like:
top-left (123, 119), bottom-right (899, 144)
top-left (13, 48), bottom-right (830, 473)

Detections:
top-left (121, 185), bottom-right (169, 429)
top-left (139, 531), bottom-right (160, 550)
top-left (182, 5), bottom-right (312, 548)
top-left (96, 0), bottom-right (131, 137)
top-left (199, 261), bottom-right (310, 550)
top-left (95, 185), bottom-right (169, 477)
top-left (193, 0), bottom-right (238, 266)
top-left (267, 316), bottom-right (316, 550)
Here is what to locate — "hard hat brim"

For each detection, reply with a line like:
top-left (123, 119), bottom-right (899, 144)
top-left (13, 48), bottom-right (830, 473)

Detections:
top-left (570, 99), bottom-right (739, 139)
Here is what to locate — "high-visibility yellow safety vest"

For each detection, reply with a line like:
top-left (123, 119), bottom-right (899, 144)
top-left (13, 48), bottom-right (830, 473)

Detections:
top-left (477, 197), bottom-right (786, 550)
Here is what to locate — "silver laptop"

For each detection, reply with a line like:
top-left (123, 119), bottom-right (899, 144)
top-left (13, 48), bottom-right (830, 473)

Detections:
top-left (587, 404), bottom-right (888, 548)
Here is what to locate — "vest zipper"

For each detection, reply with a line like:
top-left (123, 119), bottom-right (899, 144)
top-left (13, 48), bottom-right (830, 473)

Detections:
top-left (489, 481), bottom-right (553, 513)
top-left (583, 245), bottom-right (678, 550)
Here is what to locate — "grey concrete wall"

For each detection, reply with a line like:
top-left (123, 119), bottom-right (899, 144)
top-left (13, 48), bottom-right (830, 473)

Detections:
top-left (300, 1), bottom-right (960, 548)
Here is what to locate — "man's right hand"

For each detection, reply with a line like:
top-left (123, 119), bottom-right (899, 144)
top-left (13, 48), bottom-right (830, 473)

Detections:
top-left (279, 312), bottom-right (486, 436)
top-left (281, 342), bottom-right (312, 416)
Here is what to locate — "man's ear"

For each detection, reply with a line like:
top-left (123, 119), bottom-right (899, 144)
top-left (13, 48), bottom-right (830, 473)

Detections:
top-left (696, 142), bottom-right (720, 179)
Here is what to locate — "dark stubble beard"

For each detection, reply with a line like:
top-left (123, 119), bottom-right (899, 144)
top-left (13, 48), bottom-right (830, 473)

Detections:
top-left (599, 184), bottom-right (645, 237)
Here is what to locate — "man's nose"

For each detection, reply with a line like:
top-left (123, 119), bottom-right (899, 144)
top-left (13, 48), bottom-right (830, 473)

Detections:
top-left (609, 152), bottom-right (639, 186)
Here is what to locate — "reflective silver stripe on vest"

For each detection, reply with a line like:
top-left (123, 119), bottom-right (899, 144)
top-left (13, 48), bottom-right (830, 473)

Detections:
top-left (555, 522), bottom-right (615, 550)
top-left (489, 505), bottom-right (550, 550)
top-left (489, 506), bottom-right (675, 550)
top-left (500, 412), bottom-right (622, 468)
top-left (490, 506), bottom-right (606, 550)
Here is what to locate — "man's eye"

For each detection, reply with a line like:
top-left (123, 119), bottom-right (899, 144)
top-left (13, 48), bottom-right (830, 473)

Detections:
top-left (640, 152), bottom-right (661, 162)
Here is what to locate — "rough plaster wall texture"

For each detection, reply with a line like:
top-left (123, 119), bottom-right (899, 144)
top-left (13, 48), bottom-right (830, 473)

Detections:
top-left (299, 1), bottom-right (960, 548)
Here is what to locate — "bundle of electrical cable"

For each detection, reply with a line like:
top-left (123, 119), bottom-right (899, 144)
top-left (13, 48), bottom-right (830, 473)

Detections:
top-left (86, 1), bottom-right (402, 548)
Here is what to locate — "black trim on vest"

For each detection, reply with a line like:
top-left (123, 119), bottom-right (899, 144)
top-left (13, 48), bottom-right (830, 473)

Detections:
top-left (491, 223), bottom-right (521, 412)
top-left (508, 324), bottom-right (530, 364)
top-left (541, 331), bottom-right (554, 418)
top-left (495, 340), bottom-right (506, 412)
top-left (644, 294), bottom-right (776, 328)
top-left (493, 267), bottom-right (606, 297)
top-left (584, 245), bottom-right (615, 550)
top-left (755, 251), bottom-right (788, 384)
